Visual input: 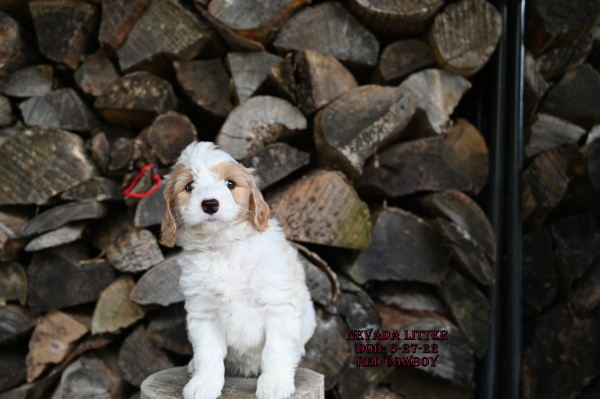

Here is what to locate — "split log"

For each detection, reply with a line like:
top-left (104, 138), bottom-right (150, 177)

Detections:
top-left (95, 72), bottom-right (178, 129)
top-left (0, 11), bottom-right (38, 76)
top-left (336, 352), bottom-right (394, 399)
top-left (26, 310), bottom-right (89, 382)
top-left (523, 144), bottom-right (579, 230)
top-left (525, 113), bottom-right (586, 158)
top-left (432, 218), bottom-right (494, 286)
top-left (374, 40), bottom-right (436, 85)
top-left (347, 0), bottom-right (444, 37)
top-left (588, 125), bottom-right (600, 145)
top-left (226, 51), bottom-right (282, 104)
top-left (108, 137), bottom-right (138, 174)
top-left (28, 244), bottom-right (117, 313)
top-left (524, 51), bottom-right (549, 124)
top-left (294, 50), bottom-right (358, 116)
top-left (268, 169), bottom-right (371, 250)
top-left (117, 0), bottom-right (217, 72)
top-left (74, 51), bottom-right (120, 97)
top-left (173, 59), bottom-right (233, 119)
top-left (526, 0), bottom-right (600, 56)
top-left (19, 88), bottom-right (99, 133)
top-left (215, 95), bottom-right (306, 159)
top-left (389, 368), bottom-right (473, 399)
top-left (118, 325), bottom-right (174, 387)
top-left (0, 127), bottom-right (97, 206)
top-left (90, 133), bottom-right (112, 174)
top-left (260, 58), bottom-right (296, 104)
top-left (240, 143), bottom-right (310, 190)
top-left (299, 253), bottom-right (334, 306)
top-left (399, 69), bottom-right (471, 135)
top-left (98, 0), bottom-right (151, 50)
top-left (522, 305), bottom-right (600, 399)
top-left (147, 303), bottom-right (192, 356)
top-left (415, 190), bottom-right (496, 261)
top-left (140, 367), bottom-right (324, 399)
top-left (30, 0), bottom-right (100, 69)
top-left (568, 256), bottom-right (600, 318)
top-left (23, 200), bottom-right (107, 236)
top-left (365, 386), bottom-right (405, 399)
top-left (92, 275), bottom-right (147, 335)
top-left (0, 65), bottom-right (56, 98)
top-left (299, 308), bottom-right (351, 390)
top-left (437, 270), bottom-right (490, 358)
top-left (327, 275), bottom-right (380, 331)
top-left (0, 261), bottom-right (27, 306)
top-left (428, 0), bottom-right (502, 78)
top-left (273, 2), bottom-right (380, 68)
top-left (130, 253), bottom-right (184, 307)
top-left (90, 217), bottom-right (164, 273)
top-left (551, 213), bottom-right (600, 296)
top-left (0, 348), bottom-right (27, 394)
top-left (539, 63), bottom-right (600, 129)
top-left (0, 209), bottom-right (29, 262)
top-left (0, 95), bottom-right (12, 127)
top-left (208, 0), bottom-right (310, 43)
top-left (356, 119), bottom-right (489, 196)
top-left (522, 227), bottom-right (557, 317)
top-left (139, 112), bottom-right (197, 165)
top-left (589, 135), bottom-right (600, 194)
top-left (50, 354), bottom-right (126, 399)
top-left (536, 35), bottom-right (593, 80)
top-left (60, 177), bottom-right (123, 202)
top-left (370, 281), bottom-right (447, 317)
top-left (346, 207), bottom-right (448, 285)
top-left (314, 85), bottom-right (415, 179)
top-left (134, 182), bottom-right (167, 228)
top-left (0, 305), bottom-right (35, 345)
top-left (292, 243), bottom-right (340, 303)
top-left (24, 223), bottom-right (86, 252)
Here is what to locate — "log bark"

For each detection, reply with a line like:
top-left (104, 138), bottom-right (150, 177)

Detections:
top-left (0, 65), bottom-right (56, 98)
top-left (0, 11), bottom-right (39, 76)
top-left (522, 227), bottom-right (556, 317)
top-left (60, 176), bottom-right (123, 202)
top-left (117, 0), bottom-right (216, 72)
top-left (24, 223), bottom-right (86, 252)
top-left (140, 367), bottom-right (324, 399)
top-left (0, 261), bottom-right (27, 306)
top-left (356, 119), bottom-right (489, 196)
top-left (0, 305), bottom-right (35, 345)
top-left (294, 49), bottom-right (358, 116)
top-left (173, 59), bottom-right (233, 119)
top-left (346, 208), bottom-right (448, 285)
top-left (415, 190), bottom-right (497, 261)
top-left (118, 325), bottom-right (174, 388)
top-left (95, 72), bottom-right (178, 129)
top-left (374, 40), bottom-right (436, 85)
top-left (74, 51), bottom-right (120, 97)
top-left (139, 112), bottom-right (197, 165)
top-left (539, 63), bottom-right (600, 129)
top-left (314, 85), bottom-right (415, 179)
top-left (130, 253), bottom-right (184, 307)
top-left (208, 0), bottom-right (310, 43)
top-left (240, 143), bottom-right (310, 190)
top-left (273, 2), bottom-right (380, 67)
top-left (347, 0), bottom-right (444, 37)
top-left (91, 275), bottom-right (147, 335)
top-left (23, 200), bottom-right (108, 236)
top-left (525, 113), bottom-right (586, 158)
top-left (399, 69), bottom-right (471, 136)
top-left (30, 0), bottom-right (100, 70)
top-left (226, 51), bottom-right (282, 104)
top-left (215, 95), bottom-right (306, 159)
top-left (147, 303), bottom-right (191, 356)
top-left (0, 127), bottom-right (97, 206)
top-left (268, 169), bottom-right (371, 250)
top-left (536, 34), bottom-right (593, 80)
top-left (428, 0), bottom-right (502, 78)
top-left (98, 0), bottom-right (151, 50)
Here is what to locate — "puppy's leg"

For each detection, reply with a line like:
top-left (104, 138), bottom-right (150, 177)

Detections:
top-left (256, 306), bottom-right (302, 399)
top-left (183, 317), bottom-right (227, 399)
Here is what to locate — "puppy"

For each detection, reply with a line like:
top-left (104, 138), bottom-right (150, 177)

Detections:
top-left (161, 142), bottom-right (317, 399)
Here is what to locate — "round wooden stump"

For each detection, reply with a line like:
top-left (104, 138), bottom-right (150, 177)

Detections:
top-left (141, 367), bottom-right (324, 399)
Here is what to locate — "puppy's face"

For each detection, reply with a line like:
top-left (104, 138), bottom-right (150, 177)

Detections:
top-left (160, 143), bottom-right (270, 247)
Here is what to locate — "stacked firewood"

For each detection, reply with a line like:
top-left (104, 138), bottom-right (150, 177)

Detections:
top-left (0, 0), bottom-right (505, 398)
top-left (520, 2), bottom-right (600, 399)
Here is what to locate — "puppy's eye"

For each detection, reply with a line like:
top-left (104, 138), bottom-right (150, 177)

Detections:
top-left (226, 179), bottom-right (235, 189)
top-left (186, 182), bottom-right (194, 192)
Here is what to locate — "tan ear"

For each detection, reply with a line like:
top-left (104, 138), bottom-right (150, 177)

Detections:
top-left (249, 177), bottom-right (270, 233)
top-left (160, 175), bottom-right (178, 247)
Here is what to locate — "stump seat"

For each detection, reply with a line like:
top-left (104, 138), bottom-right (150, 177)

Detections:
top-left (140, 367), bottom-right (324, 399)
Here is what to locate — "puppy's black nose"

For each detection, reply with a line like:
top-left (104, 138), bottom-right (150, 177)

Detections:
top-left (201, 199), bottom-right (219, 214)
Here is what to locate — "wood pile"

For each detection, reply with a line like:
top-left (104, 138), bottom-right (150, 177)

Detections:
top-left (521, 2), bottom-right (600, 399)
top-left (0, 0), bottom-right (506, 398)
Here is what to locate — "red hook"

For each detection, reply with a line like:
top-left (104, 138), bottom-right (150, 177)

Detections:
top-left (123, 163), bottom-right (163, 198)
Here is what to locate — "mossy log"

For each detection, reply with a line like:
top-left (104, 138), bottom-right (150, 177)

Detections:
top-left (240, 143), bottom-right (310, 190)
top-left (0, 65), bottom-right (57, 98)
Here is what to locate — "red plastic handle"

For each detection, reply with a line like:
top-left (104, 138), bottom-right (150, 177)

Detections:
top-left (123, 163), bottom-right (163, 198)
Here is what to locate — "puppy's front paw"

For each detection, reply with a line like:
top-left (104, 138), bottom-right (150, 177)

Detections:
top-left (183, 374), bottom-right (223, 399)
top-left (256, 373), bottom-right (295, 399)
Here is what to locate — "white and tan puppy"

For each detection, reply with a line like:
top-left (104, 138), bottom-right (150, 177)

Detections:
top-left (161, 142), bottom-right (316, 399)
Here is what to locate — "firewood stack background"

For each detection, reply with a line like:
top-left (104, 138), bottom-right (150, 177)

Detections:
top-left (0, 0), bottom-right (572, 398)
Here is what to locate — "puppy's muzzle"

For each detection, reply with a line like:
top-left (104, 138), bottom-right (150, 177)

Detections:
top-left (201, 199), bottom-right (219, 215)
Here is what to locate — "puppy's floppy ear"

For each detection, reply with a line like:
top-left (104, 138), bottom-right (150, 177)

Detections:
top-left (248, 175), bottom-right (270, 233)
top-left (161, 173), bottom-right (178, 247)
